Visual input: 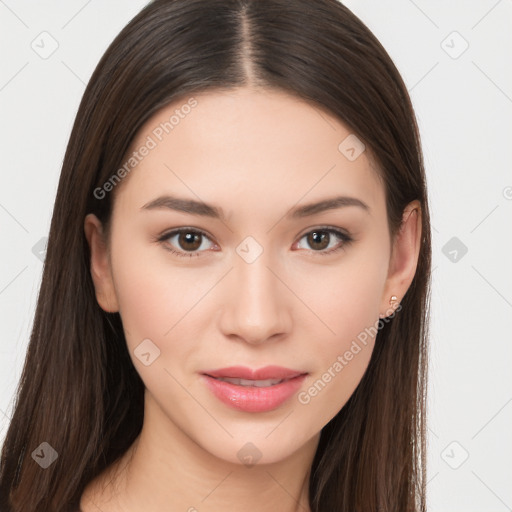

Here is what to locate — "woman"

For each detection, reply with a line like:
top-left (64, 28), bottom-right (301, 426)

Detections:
top-left (0, 0), bottom-right (432, 510)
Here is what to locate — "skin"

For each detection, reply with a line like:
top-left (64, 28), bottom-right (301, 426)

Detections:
top-left (81, 87), bottom-right (422, 512)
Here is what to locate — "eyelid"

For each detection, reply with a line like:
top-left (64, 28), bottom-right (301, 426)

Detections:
top-left (296, 224), bottom-right (351, 239)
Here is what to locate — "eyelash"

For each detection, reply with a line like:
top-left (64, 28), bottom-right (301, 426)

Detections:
top-left (156, 226), bottom-right (353, 259)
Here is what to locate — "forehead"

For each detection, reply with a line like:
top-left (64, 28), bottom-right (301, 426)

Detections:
top-left (114, 87), bottom-right (385, 222)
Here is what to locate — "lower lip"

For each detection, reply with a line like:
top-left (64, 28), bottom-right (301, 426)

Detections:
top-left (201, 374), bottom-right (307, 413)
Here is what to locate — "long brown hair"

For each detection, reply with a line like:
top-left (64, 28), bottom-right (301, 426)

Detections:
top-left (0, 1), bottom-right (431, 510)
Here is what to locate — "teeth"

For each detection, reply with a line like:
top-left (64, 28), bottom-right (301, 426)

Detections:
top-left (216, 377), bottom-right (284, 387)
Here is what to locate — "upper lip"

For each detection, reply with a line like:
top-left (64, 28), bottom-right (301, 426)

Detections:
top-left (203, 365), bottom-right (307, 381)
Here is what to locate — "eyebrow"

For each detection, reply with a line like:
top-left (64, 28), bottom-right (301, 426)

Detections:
top-left (140, 194), bottom-right (369, 220)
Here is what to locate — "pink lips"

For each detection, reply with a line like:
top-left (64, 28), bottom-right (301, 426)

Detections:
top-left (201, 365), bottom-right (308, 413)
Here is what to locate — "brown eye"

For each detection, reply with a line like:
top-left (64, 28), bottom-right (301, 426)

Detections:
top-left (158, 229), bottom-right (214, 258)
top-left (295, 227), bottom-right (352, 256)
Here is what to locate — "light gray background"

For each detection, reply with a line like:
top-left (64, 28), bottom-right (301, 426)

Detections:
top-left (1, 1), bottom-right (511, 510)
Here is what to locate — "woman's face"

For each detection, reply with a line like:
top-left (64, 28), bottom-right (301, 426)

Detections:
top-left (86, 87), bottom-right (418, 466)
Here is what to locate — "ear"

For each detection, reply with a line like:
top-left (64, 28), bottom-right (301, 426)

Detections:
top-left (379, 200), bottom-right (422, 318)
top-left (84, 213), bottom-right (119, 313)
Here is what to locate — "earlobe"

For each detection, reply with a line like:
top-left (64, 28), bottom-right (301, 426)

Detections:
top-left (379, 200), bottom-right (422, 318)
top-left (83, 213), bottom-right (119, 313)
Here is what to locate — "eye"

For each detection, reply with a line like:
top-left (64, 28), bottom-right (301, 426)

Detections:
top-left (157, 226), bottom-right (353, 259)
top-left (294, 227), bottom-right (353, 256)
top-left (157, 228), bottom-right (216, 258)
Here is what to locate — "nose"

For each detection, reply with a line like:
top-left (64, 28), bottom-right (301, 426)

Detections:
top-left (218, 251), bottom-right (292, 345)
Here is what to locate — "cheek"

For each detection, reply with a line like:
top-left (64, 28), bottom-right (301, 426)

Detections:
top-left (294, 248), bottom-right (387, 420)
top-left (303, 249), bottom-right (387, 344)
top-left (108, 239), bottom-right (192, 352)
top-left (108, 242), bottom-right (217, 380)
top-left (113, 261), bottom-right (170, 345)
top-left (109, 253), bottom-right (203, 406)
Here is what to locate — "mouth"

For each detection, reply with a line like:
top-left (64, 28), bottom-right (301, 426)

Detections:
top-left (200, 366), bottom-right (308, 412)
top-left (209, 376), bottom-right (295, 387)
top-left (202, 365), bottom-right (306, 381)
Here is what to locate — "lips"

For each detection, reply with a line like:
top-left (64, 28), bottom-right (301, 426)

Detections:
top-left (213, 377), bottom-right (285, 387)
top-left (201, 365), bottom-right (308, 412)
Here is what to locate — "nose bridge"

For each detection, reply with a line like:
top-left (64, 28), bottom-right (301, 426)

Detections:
top-left (221, 242), bottom-right (290, 343)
